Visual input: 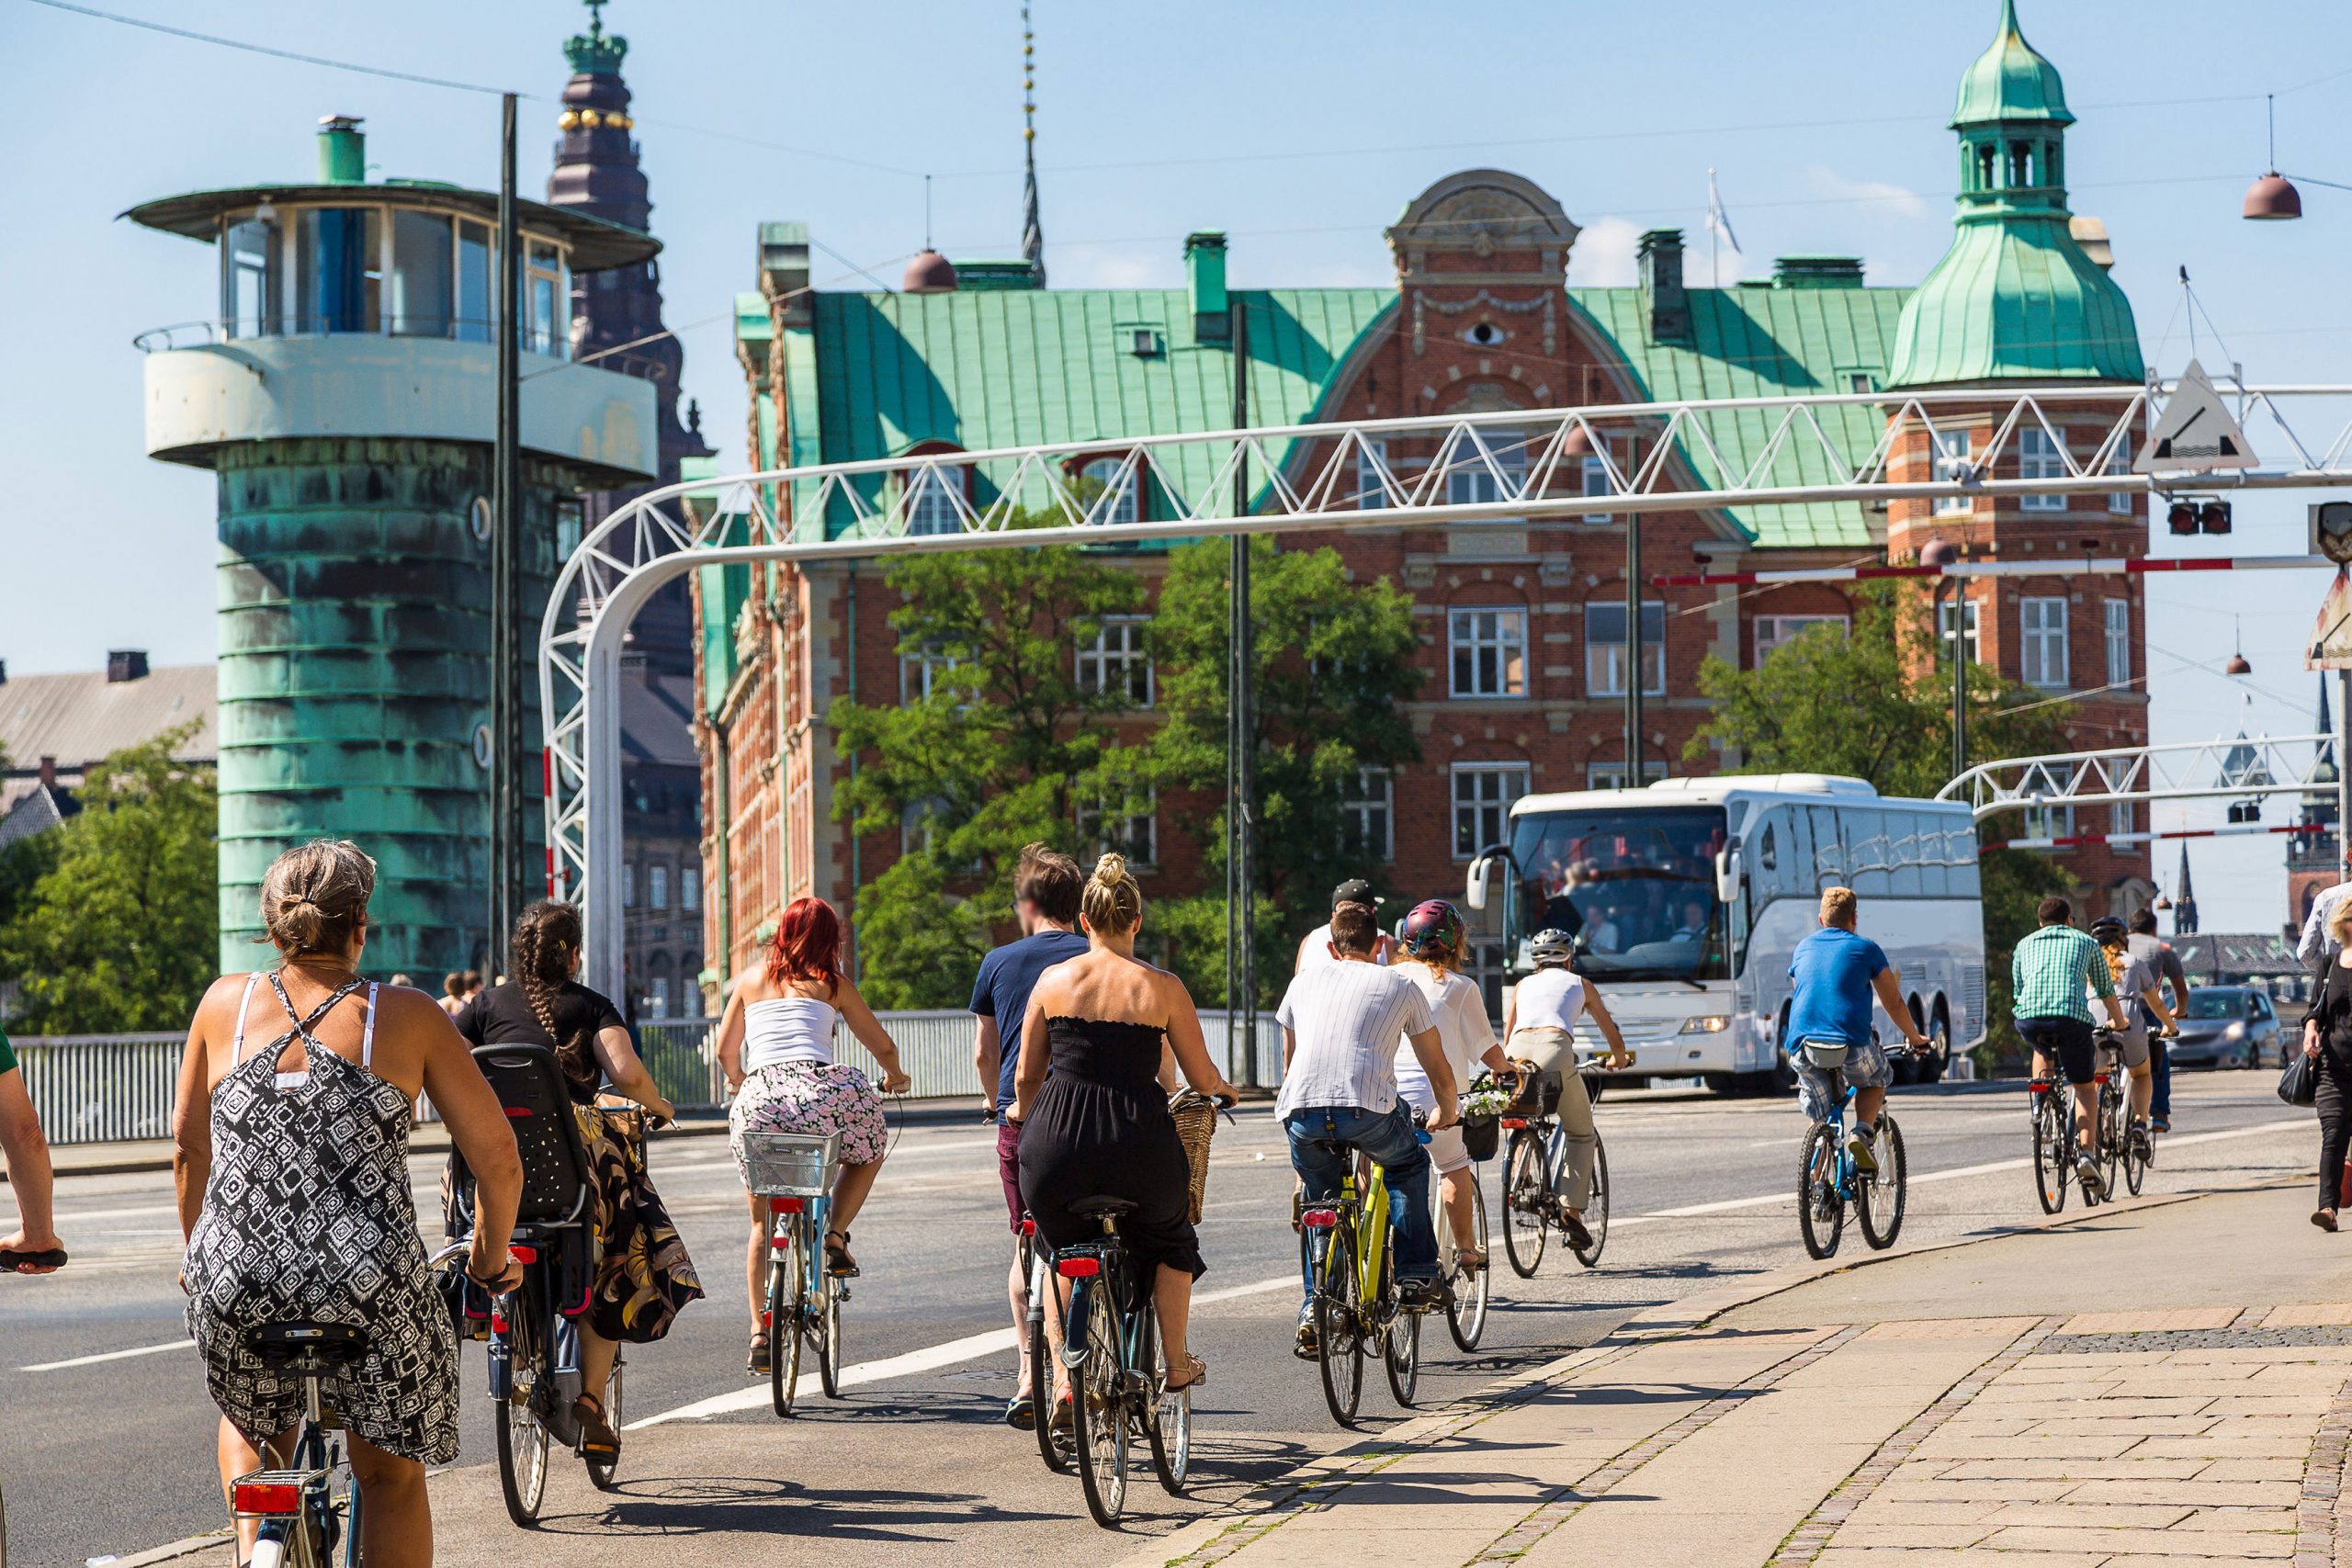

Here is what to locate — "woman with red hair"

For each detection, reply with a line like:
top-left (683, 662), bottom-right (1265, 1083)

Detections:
top-left (717, 897), bottom-right (912, 1374)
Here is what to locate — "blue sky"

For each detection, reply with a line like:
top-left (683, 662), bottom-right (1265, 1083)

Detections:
top-left (6, 0), bottom-right (2350, 931)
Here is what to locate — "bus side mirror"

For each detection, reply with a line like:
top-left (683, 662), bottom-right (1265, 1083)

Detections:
top-left (1715, 848), bottom-right (1741, 906)
top-left (1464, 853), bottom-right (1491, 912)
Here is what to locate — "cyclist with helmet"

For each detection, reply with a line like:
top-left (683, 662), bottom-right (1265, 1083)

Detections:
top-left (2090, 914), bottom-right (2176, 1163)
top-left (1393, 901), bottom-right (1511, 1267)
top-left (1501, 927), bottom-right (1632, 1251)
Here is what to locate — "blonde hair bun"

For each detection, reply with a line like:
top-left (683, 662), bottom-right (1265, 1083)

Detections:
top-left (1081, 852), bottom-right (1144, 936)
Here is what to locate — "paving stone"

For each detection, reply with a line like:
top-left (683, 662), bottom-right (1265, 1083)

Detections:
top-left (2262, 1304), bottom-right (2352, 1329)
top-left (2136, 1436), bottom-right (2314, 1460)
top-left (1984, 1523), bottom-right (2295, 1556)
top-left (1932, 1458), bottom-right (2213, 1481)
top-left (1979, 1500), bottom-right (2198, 1528)
top-left (2025, 1416), bottom-right (2226, 1436)
top-left (2068, 1479), bottom-right (2303, 1506)
top-left (2059, 1309), bottom-right (2246, 1335)
top-left (1813, 1550), bottom-right (2108, 1567)
top-left (1820, 1523), bottom-right (2000, 1547)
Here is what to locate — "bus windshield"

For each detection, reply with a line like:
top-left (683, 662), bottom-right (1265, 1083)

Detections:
top-left (1509, 806), bottom-right (1730, 982)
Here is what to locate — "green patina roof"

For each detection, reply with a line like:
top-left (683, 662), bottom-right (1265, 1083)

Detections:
top-left (1952, 0), bottom-right (2073, 128)
top-left (1570, 282), bottom-right (1911, 550)
top-left (1886, 218), bottom-right (2141, 388)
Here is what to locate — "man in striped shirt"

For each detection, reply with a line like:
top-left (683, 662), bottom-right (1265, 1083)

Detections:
top-left (2012, 897), bottom-right (2129, 1198)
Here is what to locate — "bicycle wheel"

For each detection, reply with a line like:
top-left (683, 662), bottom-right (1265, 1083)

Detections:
top-left (2031, 1091), bottom-right (2071, 1214)
top-left (2097, 1085), bottom-right (2121, 1204)
top-left (767, 1244), bottom-right (801, 1416)
top-left (1797, 1122), bottom-right (1843, 1260)
top-left (1572, 1134), bottom-right (1610, 1269)
top-left (1445, 1173), bottom-right (1490, 1352)
top-left (341, 1472), bottom-right (361, 1568)
top-left (1858, 1114), bottom-right (1907, 1251)
top-left (1313, 1226), bottom-right (1363, 1427)
top-left (1069, 1285), bottom-right (1130, 1527)
top-left (494, 1379), bottom-right (549, 1526)
top-left (1501, 1130), bottom-right (1550, 1279)
top-left (817, 1267), bottom-right (843, 1400)
top-left (1028, 1250), bottom-right (1071, 1473)
top-left (1385, 1303), bottom-right (1422, 1406)
top-left (2123, 1110), bottom-right (2149, 1196)
top-left (1142, 1302), bottom-right (1190, 1495)
top-left (586, 1354), bottom-right (624, 1491)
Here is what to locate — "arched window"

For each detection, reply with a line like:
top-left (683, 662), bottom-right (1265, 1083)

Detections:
top-left (900, 446), bottom-right (969, 537)
top-left (1077, 456), bottom-right (1140, 526)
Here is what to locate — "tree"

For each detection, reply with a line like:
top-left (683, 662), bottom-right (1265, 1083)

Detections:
top-left (1145, 537), bottom-right (1424, 1005)
top-left (0, 725), bottom-right (218, 1033)
top-left (828, 515), bottom-right (1146, 1007)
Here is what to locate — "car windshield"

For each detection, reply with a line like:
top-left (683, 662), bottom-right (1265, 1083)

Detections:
top-left (2184, 992), bottom-right (2251, 1020)
top-left (1509, 806), bottom-right (1729, 981)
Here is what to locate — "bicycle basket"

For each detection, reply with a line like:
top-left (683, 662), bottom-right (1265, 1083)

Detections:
top-left (1800, 1040), bottom-right (1853, 1072)
top-left (1169, 1090), bottom-right (1218, 1224)
top-left (1461, 1113), bottom-right (1500, 1162)
top-left (1505, 1069), bottom-right (1563, 1120)
top-left (741, 1131), bottom-right (839, 1197)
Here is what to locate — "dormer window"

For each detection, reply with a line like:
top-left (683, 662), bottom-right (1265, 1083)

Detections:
top-left (1075, 456), bottom-right (1141, 527)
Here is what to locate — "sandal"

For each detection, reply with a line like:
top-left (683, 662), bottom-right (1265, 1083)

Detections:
top-left (824, 1229), bottom-right (860, 1277)
top-left (747, 1327), bottom-right (771, 1374)
top-left (1048, 1391), bottom-right (1075, 1435)
top-left (573, 1393), bottom-right (620, 1460)
top-left (1166, 1353), bottom-right (1208, 1393)
top-left (1005, 1393), bottom-right (1037, 1431)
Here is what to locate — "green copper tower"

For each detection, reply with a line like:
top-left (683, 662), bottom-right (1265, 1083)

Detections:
top-left (1888, 0), bottom-right (2142, 387)
top-left (127, 115), bottom-right (662, 974)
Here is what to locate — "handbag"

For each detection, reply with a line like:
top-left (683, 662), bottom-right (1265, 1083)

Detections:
top-left (2280, 1050), bottom-right (2319, 1108)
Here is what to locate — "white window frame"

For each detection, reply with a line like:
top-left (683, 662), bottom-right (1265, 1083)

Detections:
top-left (1451, 762), bottom-right (1530, 862)
top-left (1586, 601), bottom-right (1666, 697)
top-left (2024, 802), bottom-right (2075, 848)
top-left (1340, 766), bottom-right (1395, 863)
top-left (1932, 429), bottom-right (1973, 516)
top-left (905, 464), bottom-right (966, 536)
top-left (2104, 598), bottom-right (2131, 687)
top-left (1075, 616), bottom-right (1154, 707)
top-left (1446, 428), bottom-right (1526, 520)
top-left (1078, 456), bottom-right (1139, 526)
top-left (900, 640), bottom-right (957, 702)
top-left (1356, 436), bottom-right (1390, 510)
top-left (1938, 597), bottom-right (1982, 667)
top-left (1448, 606), bottom-right (1529, 698)
top-left (681, 864), bottom-right (701, 912)
top-left (2018, 427), bottom-right (2066, 512)
top-left (2109, 800), bottom-right (2135, 839)
top-left (2020, 596), bottom-right (2069, 691)
top-left (1584, 760), bottom-right (1669, 791)
top-left (1077, 791), bottom-right (1159, 867)
top-left (2105, 440), bottom-right (2135, 514)
top-left (648, 864), bottom-right (669, 911)
top-left (1580, 453), bottom-right (1613, 524)
top-left (1753, 614), bottom-right (1849, 666)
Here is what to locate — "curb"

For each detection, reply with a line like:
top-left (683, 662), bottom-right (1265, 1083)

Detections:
top-left (1114, 1176), bottom-right (2291, 1568)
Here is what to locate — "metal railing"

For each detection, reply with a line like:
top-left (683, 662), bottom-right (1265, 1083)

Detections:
top-left (14, 1011), bottom-right (1290, 1145)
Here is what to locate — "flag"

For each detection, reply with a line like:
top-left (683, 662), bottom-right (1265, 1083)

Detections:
top-left (1705, 169), bottom-right (1742, 255)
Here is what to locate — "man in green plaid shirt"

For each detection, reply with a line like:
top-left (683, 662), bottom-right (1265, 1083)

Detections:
top-left (2012, 897), bottom-right (2129, 1199)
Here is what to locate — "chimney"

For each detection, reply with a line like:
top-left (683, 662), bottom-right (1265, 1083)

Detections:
top-left (1638, 229), bottom-right (1690, 344)
top-left (317, 115), bottom-right (366, 184)
top-left (38, 756), bottom-right (56, 788)
top-left (0, 659), bottom-right (8, 685)
top-left (1186, 231), bottom-right (1230, 344)
top-left (107, 649), bottom-right (150, 683)
top-left (2069, 216), bottom-right (2115, 270)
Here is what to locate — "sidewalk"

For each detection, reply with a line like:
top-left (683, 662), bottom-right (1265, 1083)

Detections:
top-left (1129, 1181), bottom-right (2352, 1568)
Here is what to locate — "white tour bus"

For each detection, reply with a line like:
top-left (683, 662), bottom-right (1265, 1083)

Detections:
top-left (1465, 774), bottom-right (1986, 1092)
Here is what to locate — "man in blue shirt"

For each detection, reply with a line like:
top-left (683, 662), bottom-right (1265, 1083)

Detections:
top-left (970, 843), bottom-right (1090, 1432)
top-left (1786, 887), bottom-right (1931, 1172)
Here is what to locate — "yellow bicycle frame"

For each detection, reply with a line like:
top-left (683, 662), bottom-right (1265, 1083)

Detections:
top-left (1316, 1156), bottom-right (1395, 1314)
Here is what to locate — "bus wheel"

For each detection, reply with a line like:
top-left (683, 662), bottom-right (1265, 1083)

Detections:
top-left (1920, 1009), bottom-right (1952, 1085)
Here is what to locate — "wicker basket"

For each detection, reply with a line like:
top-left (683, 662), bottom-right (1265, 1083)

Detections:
top-left (1169, 1091), bottom-right (1219, 1224)
top-left (741, 1131), bottom-right (839, 1198)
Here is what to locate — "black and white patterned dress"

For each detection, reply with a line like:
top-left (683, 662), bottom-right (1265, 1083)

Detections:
top-left (184, 973), bottom-right (458, 1463)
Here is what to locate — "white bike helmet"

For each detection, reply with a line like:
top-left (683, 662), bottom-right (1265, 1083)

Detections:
top-left (1529, 928), bottom-right (1576, 967)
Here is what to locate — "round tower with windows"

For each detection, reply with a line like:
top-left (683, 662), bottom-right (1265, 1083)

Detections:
top-left (129, 114), bottom-right (661, 974)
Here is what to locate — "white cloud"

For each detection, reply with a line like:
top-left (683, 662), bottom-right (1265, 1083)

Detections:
top-left (1805, 165), bottom-right (1928, 220)
top-left (1567, 217), bottom-right (1642, 287)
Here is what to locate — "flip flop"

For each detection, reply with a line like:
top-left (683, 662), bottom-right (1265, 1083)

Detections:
top-left (1004, 1393), bottom-right (1037, 1431)
top-left (0, 1247), bottom-right (67, 1272)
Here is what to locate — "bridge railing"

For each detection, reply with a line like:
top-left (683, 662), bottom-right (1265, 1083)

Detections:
top-left (14, 1012), bottom-right (1288, 1146)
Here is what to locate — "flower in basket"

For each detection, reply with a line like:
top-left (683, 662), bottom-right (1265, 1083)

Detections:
top-left (1461, 1072), bottom-right (1513, 1121)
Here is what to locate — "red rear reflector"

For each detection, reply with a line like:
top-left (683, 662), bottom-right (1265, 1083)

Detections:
top-left (2027, 1080), bottom-right (2051, 1091)
top-left (1056, 1257), bottom-right (1102, 1279)
top-left (1300, 1209), bottom-right (1340, 1229)
top-left (503, 1107), bottom-right (533, 1119)
top-left (1500, 1118), bottom-right (1527, 1131)
top-left (508, 1245), bottom-right (537, 1265)
top-left (233, 1482), bottom-right (301, 1516)
top-left (2094, 1075), bottom-right (2110, 1085)
top-left (1019, 1218), bottom-right (1037, 1235)
top-left (768, 1197), bottom-right (804, 1214)
top-left (491, 1309), bottom-right (509, 1333)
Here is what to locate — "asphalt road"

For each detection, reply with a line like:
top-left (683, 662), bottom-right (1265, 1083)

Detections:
top-left (0, 1071), bottom-right (2317, 1568)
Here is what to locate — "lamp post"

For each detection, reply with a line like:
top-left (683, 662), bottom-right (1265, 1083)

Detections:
top-left (1921, 539), bottom-right (1965, 782)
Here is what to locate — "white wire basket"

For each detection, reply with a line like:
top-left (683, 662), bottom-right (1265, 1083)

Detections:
top-left (741, 1131), bottom-right (839, 1198)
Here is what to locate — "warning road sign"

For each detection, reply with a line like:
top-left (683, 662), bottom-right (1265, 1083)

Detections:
top-left (2135, 359), bottom-right (2256, 474)
top-left (2311, 569), bottom-right (2352, 671)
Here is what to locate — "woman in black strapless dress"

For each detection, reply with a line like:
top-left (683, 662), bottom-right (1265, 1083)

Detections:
top-left (1011, 854), bottom-right (1238, 1404)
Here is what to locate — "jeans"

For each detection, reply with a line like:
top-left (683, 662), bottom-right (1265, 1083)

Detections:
top-left (2319, 1044), bottom-right (2352, 1212)
top-left (1284, 1102), bottom-right (1440, 1289)
top-left (2150, 1034), bottom-right (2172, 1121)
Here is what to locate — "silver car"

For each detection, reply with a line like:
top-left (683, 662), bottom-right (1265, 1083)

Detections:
top-left (2165, 986), bottom-right (2283, 1070)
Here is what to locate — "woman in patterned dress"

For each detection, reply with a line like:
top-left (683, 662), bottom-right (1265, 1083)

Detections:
top-left (175, 840), bottom-right (526, 1568)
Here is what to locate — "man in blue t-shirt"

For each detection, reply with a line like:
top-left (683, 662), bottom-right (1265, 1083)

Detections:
top-left (1786, 887), bottom-right (1931, 1172)
top-left (970, 843), bottom-right (1090, 1431)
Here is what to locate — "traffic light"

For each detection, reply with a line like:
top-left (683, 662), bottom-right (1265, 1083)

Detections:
top-left (2167, 502), bottom-right (2198, 536)
top-left (2199, 501), bottom-right (2233, 535)
top-left (2227, 798), bottom-right (2263, 824)
top-left (2165, 498), bottom-right (2233, 535)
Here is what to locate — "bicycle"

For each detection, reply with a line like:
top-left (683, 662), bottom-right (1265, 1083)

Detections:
top-left (1052, 1196), bottom-right (1190, 1527)
top-left (1019, 1212), bottom-right (1075, 1473)
top-left (741, 1130), bottom-right (847, 1416)
top-left (1498, 1066), bottom-right (1610, 1278)
top-left (2027, 1043), bottom-right (2105, 1213)
top-left (2090, 1031), bottom-right (2152, 1201)
top-left (1794, 1041), bottom-right (1908, 1260)
top-left (229, 1240), bottom-right (472, 1568)
top-left (1298, 1114), bottom-right (1438, 1427)
top-left (1439, 1164), bottom-right (1490, 1352)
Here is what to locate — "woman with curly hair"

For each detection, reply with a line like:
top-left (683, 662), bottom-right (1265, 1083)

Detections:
top-left (716, 896), bottom-right (912, 1373)
top-left (457, 900), bottom-right (701, 1461)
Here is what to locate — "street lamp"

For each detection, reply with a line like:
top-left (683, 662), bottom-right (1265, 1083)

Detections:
top-left (2240, 94), bottom-right (2352, 220)
top-left (1922, 538), bottom-right (1965, 782)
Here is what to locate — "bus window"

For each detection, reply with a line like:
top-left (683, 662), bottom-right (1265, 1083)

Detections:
top-left (1886, 813), bottom-right (1924, 897)
top-left (1913, 813), bottom-right (1947, 897)
top-left (1758, 819), bottom-right (1778, 875)
top-left (1951, 818), bottom-right (1983, 897)
top-left (1849, 810), bottom-right (1893, 897)
top-left (1808, 805), bottom-right (1846, 889)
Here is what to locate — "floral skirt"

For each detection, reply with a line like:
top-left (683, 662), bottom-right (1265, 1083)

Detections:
top-left (729, 1060), bottom-right (888, 1169)
top-left (577, 1103), bottom-right (704, 1344)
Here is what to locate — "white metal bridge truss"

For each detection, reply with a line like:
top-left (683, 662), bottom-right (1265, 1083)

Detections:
top-left (1938, 733), bottom-right (2339, 851)
top-left (545, 380), bottom-right (2352, 992)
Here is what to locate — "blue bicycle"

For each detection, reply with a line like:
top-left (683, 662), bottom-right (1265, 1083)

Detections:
top-left (742, 1131), bottom-right (846, 1416)
top-left (1795, 1042), bottom-right (1908, 1260)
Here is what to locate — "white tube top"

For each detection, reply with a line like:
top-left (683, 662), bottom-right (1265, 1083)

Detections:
top-left (743, 994), bottom-right (839, 1072)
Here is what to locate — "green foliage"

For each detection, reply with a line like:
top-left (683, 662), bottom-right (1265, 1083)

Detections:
top-left (0, 725), bottom-right (219, 1033)
top-left (827, 515), bottom-right (1145, 1006)
top-left (1145, 537), bottom-right (1424, 1005)
top-left (1687, 583), bottom-right (2066, 798)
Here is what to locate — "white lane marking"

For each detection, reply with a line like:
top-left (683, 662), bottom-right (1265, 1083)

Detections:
top-left (626, 1271), bottom-right (1300, 1430)
top-left (22, 1337), bottom-right (193, 1372)
top-left (1637, 1118), bottom-right (2305, 1219)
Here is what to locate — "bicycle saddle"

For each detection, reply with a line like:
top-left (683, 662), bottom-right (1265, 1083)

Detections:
top-left (248, 1320), bottom-right (368, 1369)
top-left (1069, 1195), bottom-right (1138, 1218)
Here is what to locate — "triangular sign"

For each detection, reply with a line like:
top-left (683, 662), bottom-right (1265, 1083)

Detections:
top-left (2134, 358), bottom-right (2255, 474)
top-left (2311, 568), bottom-right (2352, 671)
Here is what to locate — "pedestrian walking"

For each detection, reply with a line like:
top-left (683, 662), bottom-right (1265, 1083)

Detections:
top-left (0, 1023), bottom-right (65, 1272)
top-left (2300, 897), bottom-right (2352, 1231)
